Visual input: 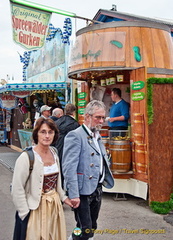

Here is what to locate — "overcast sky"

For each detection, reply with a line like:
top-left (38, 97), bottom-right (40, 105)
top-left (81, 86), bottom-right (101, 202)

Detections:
top-left (1, 0), bottom-right (173, 83)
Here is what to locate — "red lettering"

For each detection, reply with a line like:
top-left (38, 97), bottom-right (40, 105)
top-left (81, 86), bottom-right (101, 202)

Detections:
top-left (22, 20), bottom-right (25, 30)
top-left (19, 31), bottom-right (40, 47)
top-left (12, 16), bottom-right (48, 35)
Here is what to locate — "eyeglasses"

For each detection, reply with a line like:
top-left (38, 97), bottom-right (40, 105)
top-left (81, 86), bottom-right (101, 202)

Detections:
top-left (90, 115), bottom-right (106, 121)
top-left (38, 130), bottom-right (54, 135)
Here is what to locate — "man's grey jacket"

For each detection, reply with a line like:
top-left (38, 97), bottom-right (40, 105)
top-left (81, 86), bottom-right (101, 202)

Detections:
top-left (62, 125), bottom-right (114, 199)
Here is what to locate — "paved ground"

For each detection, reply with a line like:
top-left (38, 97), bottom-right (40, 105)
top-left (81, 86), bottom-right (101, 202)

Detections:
top-left (0, 145), bottom-right (21, 172)
top-left (1, 145), bottom-right (173, 240)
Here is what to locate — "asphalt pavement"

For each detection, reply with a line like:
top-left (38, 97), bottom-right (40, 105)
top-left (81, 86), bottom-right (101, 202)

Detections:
top-left (1, 145), bottom-right (173, 240)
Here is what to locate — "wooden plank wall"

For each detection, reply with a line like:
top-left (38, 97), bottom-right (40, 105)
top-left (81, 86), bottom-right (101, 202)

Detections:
top-left (130, 67), bottom-right (148, 183)
top-left (148, 83), bottom-right (173, 202)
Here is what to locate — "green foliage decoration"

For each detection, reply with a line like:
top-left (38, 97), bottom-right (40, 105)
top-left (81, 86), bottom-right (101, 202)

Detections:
top-left (147, 77), bottom-right (173, 124)
top-left (150, 193), bottom-right (173, 214)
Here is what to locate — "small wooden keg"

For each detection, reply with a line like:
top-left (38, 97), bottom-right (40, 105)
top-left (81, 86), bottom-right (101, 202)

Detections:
top-left (109, 140), bottom-right (131, 173)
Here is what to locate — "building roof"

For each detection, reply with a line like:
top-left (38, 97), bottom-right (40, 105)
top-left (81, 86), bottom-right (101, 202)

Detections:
top-left (93, 9), bottom-right (173, 32)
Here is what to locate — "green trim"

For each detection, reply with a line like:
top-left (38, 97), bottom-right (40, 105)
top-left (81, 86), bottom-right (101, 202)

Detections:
top-left (10, 0), bottom-right (76, 17)
top-left (147, 78), bottom-right (173, 124)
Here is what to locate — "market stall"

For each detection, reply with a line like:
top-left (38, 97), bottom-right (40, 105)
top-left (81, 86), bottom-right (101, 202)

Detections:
top-left (0, 82), bottom-right (66, 149)
top-left (0, 16), bottom-right (73, 149)
top-left (68, 20), bottom-right (173, 202)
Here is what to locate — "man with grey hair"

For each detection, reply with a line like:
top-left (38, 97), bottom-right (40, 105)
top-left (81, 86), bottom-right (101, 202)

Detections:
top-left (50, 107), bottom-right (64, 121)
top-left (62, 100), bottom-right (114, 240)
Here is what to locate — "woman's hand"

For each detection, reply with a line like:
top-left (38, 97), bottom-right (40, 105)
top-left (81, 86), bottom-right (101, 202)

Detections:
top-left (64, 197), bottom-right (73, 207)
top-left (64, 197), bottom-right (80, 208)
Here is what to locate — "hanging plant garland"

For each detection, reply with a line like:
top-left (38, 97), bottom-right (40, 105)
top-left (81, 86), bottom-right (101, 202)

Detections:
top-left (147, 77), bottom-right (173, 124)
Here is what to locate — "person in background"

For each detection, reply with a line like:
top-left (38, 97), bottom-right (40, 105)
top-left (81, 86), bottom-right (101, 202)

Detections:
top-left (34, 105), bottom-right (52, 127)
top-left (62, 100), bottom-right (114, 240)
top-left (50, 108), bottom-right (64, 121)
top-left (54, 103), bottom-right (80, 186)
top-left (108, 88), bottom-right (130, 136)
top-left (11, 118), bottom-right (73, 240)
top-left (40, 105), bottom-right (52, 119)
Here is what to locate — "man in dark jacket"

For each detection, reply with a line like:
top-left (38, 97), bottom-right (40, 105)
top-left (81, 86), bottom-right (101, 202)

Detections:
top-left (55, 103), bottom-right (80, 185)
top-left (50, 108), bottom-right (64, 121)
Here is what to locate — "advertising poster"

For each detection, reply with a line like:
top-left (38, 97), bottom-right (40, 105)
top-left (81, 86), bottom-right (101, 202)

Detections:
top-left (26, 30), bottom-right (66, 83)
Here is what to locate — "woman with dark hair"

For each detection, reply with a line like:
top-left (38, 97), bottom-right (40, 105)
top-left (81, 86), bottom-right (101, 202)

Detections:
top-left (11, 117), bottom-right (73, 240)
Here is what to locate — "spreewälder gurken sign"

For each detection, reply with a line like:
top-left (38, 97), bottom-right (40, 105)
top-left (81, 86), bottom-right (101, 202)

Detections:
top-left (10, 3), bottom-right (51, 50)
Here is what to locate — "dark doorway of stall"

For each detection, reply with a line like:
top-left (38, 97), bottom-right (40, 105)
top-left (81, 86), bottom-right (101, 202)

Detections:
top-left (11, 108), bottom-right (24, 149)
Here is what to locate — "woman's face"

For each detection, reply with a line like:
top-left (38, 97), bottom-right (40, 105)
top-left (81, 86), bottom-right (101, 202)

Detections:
top-left (37, 123), bottom-right (55, 146)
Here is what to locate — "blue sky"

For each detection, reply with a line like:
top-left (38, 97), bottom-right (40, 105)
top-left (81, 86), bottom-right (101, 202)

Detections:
top-left (1, 0), bottom-right (173, 82)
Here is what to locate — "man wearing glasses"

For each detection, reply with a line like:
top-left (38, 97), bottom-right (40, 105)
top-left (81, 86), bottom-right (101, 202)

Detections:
top-left (62, 100), bottom-right (114, 240)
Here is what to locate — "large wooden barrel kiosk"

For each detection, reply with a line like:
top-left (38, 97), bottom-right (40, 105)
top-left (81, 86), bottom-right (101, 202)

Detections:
top-left (68, 21), bottom-right (173, 81)
top-left (68, 20), bottom-right (173, 201)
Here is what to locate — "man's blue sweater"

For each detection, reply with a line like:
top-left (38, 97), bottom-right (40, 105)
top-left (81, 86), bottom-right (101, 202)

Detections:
top-left (108, 99), bottom-right (130, 128)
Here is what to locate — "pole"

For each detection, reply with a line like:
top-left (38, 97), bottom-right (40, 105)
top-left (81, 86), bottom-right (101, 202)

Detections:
top-left (10, 0), bottom-right (101, 24)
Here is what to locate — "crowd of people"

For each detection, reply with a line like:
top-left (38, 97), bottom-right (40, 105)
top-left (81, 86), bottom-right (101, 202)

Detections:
top-left (11, 88), bottom-right (130, 240)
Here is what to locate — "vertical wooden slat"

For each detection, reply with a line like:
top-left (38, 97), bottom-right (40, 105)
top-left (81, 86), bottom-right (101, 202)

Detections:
top-left (141, 28), bottom-right (155, 67)
top-left (133, 113), bottom-right (144, 143)
top-left (92, 29), bottom-right (104, 68)
top-left (100, 28), bottom-right (116, 67)
top-left (151, 29), bottom-right (165, 68)
top-left (112, 27), bottom-right (126, 67)
top-left (129, 27), bottom-right (143, 67)
top-left (83, 31), bottom-right (94, 69)
top-left (149, 84), bottom-right (173, 202)
top-left (130, 67), bottom-right (148, 182)
top-left (126, 27), bottom-right (131, 68)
